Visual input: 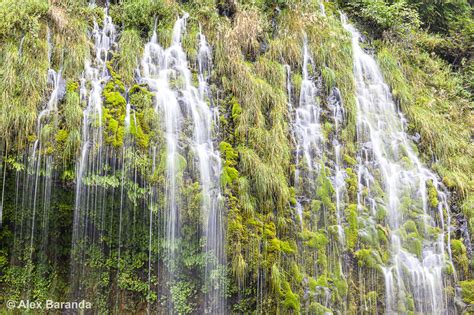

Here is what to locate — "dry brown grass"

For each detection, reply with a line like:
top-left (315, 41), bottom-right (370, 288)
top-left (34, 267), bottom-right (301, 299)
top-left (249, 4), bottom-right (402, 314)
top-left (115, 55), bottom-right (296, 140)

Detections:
top-left (48, 5), bottom-right (68, 31)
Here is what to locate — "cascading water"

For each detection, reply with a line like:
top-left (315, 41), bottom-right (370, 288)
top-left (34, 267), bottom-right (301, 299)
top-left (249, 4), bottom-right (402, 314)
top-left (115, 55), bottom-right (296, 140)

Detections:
top-left (22, 26), bottom-right (65, 265)
top-left (319, 1), bottom-right (326, 17)
top-left (328, 88), bottom-right (346, 242)
top-left (292, 38), bottom-right (323, 224)
top-left (71, 6), bottom-right (117, 298)
top-left (140, 14), bottom-right (188, 288)
top-left (289, 39), bottom-right (348, 312)
top-left (27, 68), bottom-right (64, 259)
top-left (140, 14), bottom-right (226, 313)
top-left (342, 15), bottom-right (454, 314)
top-left (197, 32), bottom-right (226, 314)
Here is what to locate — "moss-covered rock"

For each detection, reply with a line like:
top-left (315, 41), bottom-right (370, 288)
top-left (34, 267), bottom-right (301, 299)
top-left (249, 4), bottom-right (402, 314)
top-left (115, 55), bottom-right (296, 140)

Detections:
top-left (460, 280), bottom-right (474, 304)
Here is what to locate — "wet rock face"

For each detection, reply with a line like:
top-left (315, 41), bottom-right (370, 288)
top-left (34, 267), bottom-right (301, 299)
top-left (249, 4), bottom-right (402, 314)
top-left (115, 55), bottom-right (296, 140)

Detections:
top-left (217, 0), bottom-right (237, 18)
top-left (0, 1), bottom-right (472, 314)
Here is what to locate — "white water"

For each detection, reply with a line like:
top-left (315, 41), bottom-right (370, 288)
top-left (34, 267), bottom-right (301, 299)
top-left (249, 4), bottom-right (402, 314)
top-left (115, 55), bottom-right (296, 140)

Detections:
top-left (197, 32), bottom-right (227, 314)
top-left (26, 26), bottom-right (65, 262)
top-left (319, 1), bottom-right (326, 17)
top-left (342, 15), bottom-right (453, 314)
top-left (140, 15), bottom-right (225, 313)
top-left (71, 7), bottom-right (117, 297)
top-left (292, 39), bottom-right (323, 224)
top-left (28, 68), bottom-right (64, 258)
top-left (140, 14), bottom-right (188, 282)
top-left (329, 88), bottom-right (346, 243)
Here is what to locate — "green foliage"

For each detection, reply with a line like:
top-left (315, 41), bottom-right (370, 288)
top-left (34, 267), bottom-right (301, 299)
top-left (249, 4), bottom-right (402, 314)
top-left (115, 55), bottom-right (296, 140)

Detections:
top-left (376, 44), bottom-right (472, 197)
top-left (282, 282), bottom-right (300, 312)
top-left (339, 0), bottom-right (421, 38)
top-left (231, 101), bottom-right (242, 122)
top-left (103, 76), bottom-right (126, 148)
top-left (316, 165), bottom-right (335, 212)
top-left (451, 239), bottom-right (469, 278)
top-left (427, 180), bottom-right (439, 208)
top-left (460, 280), bottom-right (474, 304)
top-left (0, 33), bottom-right (48, 148)
top-left (127, 85), bottom-right (158, 150)
top-left (170, 281), bottom-right (196, 315)
top-left (345, 204), bottom-right (358, 250)
top-left (309, 302), bottom-right (332, 315)
top-left (0, 1), bottom-right (472, 314)
top-left (112, 0), bottom-right (176, 38)
top-left (406, 0), bottom-right (473, 67)
top-left (117, 29), bottom-right (142, 85)
top-left (355, 249), bottom-right (380, 269)
top-left (303, 231), bottom-right (328, 250)
top-left (220, 141), bottom-right (239, 187)
top-left (0, 0), bottom-right (49, 40)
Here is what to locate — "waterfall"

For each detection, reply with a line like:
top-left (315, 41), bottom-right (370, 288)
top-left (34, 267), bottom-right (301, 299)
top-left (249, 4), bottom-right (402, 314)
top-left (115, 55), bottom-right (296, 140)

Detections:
top-left (342, 15), bottom-right (454, 314)
top-left (140, 14), bottom-right (225, 313)
top-left (329, 88), bottom-right (346, 243)
top-left (197, 32), bottom-right (226, 314)
top-left (292, 38), bottom-right (323, 224)
top-left (22, 25), bottom-right (65, 264)
top-left (71, 7), bottom-right (117, 298)
top-left (140, 14), bottom-right (188, 290)
top-left (319, 1), bottom-right (326, 17)
top-left (28, 68), bottom-right (64, 260)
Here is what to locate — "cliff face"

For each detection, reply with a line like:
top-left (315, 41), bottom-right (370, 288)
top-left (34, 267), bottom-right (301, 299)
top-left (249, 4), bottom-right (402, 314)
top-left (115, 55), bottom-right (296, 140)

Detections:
top-left (0, 0), bottom-right (472, 313)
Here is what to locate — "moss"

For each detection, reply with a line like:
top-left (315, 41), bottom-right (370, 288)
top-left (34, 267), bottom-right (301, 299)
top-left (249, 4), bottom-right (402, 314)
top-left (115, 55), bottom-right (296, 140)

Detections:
top-left (231, 100), bottom-right (241, 122)
top-left (460, 280), bottom-right (474, 304)
top-left (268, 237), bottom-right (295, 254)
top-left (343, 154), bottom-right (357, 166)
top-left (309, 302), bottom-right (332, 315)
top-left (321, 66), bottom-right (336, 92)
top-left (355, 249), bottom-right (380, 269)
top-left (66, 81), bottom-right (79, 92)
top-left (345, 168), bottom-right (358, 200)
top-left (129, 84), bottom-right (154, 110)
top-left (311, 200), bottom-right (322, 213)
top-left (280, 240), bottom-right (296, 254)
top-left (219, 141), bottom-right (238, 166)
top-left (102, 69), bottom-right (127, 148)
top-left (403, 220), bottom-right (419, 235)
top-left (55, 129), bottom-right (68, 143)
top-left (271, 263), bottom-right (282, 294)
top-left (376, 205), bottom-right (387, 222)
top-left (345, 204), bottom-right (358, 250)
top-left (315, 275), bottom-right (328, 287)
top-left (377, 225), bottom-right (389, 246)
top-left (451, 239), bottom-right (469, 277)
top-left (264, 221), bottom-right (277, 238)
top-left (406, 235), bottom-right (422, 258)
top-left (304, 277), bottom-right (316, 293)
top-left (129, 117), bottom-right (149, 149)
top-left (104, 89), bottom-right (126, 109)
top-left (282, 282), bottom-right (300, 312)
top-left (221, 166), bottom-right (239, 187)
top-left (334, 277), bottom-right (348, 297)
top-left (323, 121), bottom-right (333, 139)
top-left (289, 187), bottom-right (297, 206)
top-left (316, 165), bottom-right (335, 212)
top-left (427, 180), bottom-right (439, 208)
top-left (305, 231), bottom-right (328, 250)
top-left (290, 262), bottom-right (303, 283)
